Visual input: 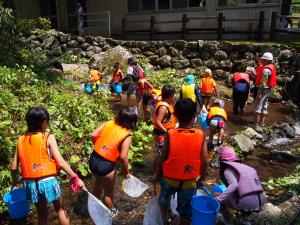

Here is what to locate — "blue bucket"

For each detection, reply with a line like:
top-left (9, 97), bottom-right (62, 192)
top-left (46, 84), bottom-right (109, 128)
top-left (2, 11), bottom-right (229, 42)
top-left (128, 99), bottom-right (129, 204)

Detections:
top-left (212, 184), bottom-right (226, 194)
top-left (85, 85), bottom-right (93, 94)
top-left (192, 196), bottom-right (220, 225)
top-left (114, 84), bottom-right (122, 94)
top-left (3, 188), bottom-right (30, 220)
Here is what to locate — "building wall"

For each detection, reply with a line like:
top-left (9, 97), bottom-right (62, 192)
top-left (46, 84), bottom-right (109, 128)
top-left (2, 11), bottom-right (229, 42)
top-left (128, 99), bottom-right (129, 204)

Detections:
top-left (13, 0), bottom-right (41, 19)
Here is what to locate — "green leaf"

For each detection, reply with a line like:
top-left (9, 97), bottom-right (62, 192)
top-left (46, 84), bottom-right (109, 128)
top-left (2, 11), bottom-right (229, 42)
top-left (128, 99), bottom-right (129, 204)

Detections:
top-left (70, 155), bottom-right (80, 164)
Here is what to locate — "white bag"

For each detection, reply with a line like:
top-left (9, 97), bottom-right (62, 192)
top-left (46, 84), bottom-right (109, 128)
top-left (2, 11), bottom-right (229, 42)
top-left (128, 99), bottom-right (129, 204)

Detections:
top-left (143, 197), bottom-right (164, 225)
top-left (87, 191), bottom-right (113, 225)
top-left (123, 175), bottom-right (149, 198)
top-left (170, 190), bottom-right (204, 216)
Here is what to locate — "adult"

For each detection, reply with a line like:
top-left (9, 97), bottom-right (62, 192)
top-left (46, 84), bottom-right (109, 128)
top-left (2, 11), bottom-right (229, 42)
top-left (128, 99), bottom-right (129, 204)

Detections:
top-left (215, 147), bottom-right (266, 224)
top-left (253, 52), bottom-right (277, 127)
top-left (232, 70), bottom-right (250, 120)
top-left (76, 3), bottom-right (85, 35)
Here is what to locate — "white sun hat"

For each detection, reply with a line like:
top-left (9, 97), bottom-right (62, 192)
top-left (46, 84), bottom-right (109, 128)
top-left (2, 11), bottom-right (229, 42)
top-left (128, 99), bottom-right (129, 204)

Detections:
top-left (260, 52), bottom-right (273, 61)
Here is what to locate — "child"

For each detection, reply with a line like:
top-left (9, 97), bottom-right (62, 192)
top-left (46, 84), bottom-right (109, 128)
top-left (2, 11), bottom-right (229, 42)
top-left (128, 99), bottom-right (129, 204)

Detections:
top-left (11, 107), bottom-right (85, 225)
top-left (144, 88), bottom-right (162, 120)
top-left (153, 85), bottom-right (176, 154)
top-left (137, 77), bottom-right (155, 120)
top-left (90, 108), bottom-right (137, 209)
top-left (200, 69), bottom-right (218, 107)
top-left (112, 62), bottom-right (124, 101)
top-left (89, 64), bottom-right (102, 90)
top-left (207, 99), bottom-right (227, 148)
top-left (215, 147), bottom-right (265, 224)
top-left (180, 74), bottom-right (202, 107)
top-left (152, 99), bottom-right (208, 225)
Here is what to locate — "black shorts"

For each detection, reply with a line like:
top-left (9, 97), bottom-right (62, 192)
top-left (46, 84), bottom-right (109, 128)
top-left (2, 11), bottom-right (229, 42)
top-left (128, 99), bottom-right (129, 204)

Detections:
top-left (89, 152), bottom-right (116, 176)
top-left (232, 89), bottom-right (248, 113)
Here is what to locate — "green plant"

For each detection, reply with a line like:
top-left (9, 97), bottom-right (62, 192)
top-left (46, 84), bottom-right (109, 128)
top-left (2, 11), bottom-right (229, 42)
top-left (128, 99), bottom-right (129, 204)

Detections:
top-left (263, 164), bottom-right (300, 195)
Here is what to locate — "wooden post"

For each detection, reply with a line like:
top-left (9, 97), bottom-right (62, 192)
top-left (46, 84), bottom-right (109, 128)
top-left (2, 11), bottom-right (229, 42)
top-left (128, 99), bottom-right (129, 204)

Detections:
top-left (257, 11), bottom-right (265, 41)
top-left (181, 14), bottom-right (188, 40)
top-left (122, 17), bottom-right (126, 39)
top-left (217, 13), bottom-right (224, 40)
top-left (269, 12), bottom-right (277, 41)
top-left (150, 16), bottom-right (155, 40)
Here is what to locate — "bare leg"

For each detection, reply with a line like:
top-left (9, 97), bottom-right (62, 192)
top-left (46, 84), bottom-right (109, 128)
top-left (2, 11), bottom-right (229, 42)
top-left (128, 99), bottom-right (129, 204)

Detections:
top-left (53, 197), bottom-right (70, 225)
top-left (218, 128), bottom-right (224, 141)
top-left (255, 113), bottom-right (261, 125)
top-left (261, 114), bottom-right (266, 124)
top-left (36, 197), bottom-right (49, 225)
top-left (102, 170), bottom-right (116, 209)
top-left (239, 108), bottom-right (245, 120)
top-left (93, 175), bottom-right (104, 199)
top-left (209, 130), bottom-right (214, 144)
top-left (220, 201), bottom-right (234, 221)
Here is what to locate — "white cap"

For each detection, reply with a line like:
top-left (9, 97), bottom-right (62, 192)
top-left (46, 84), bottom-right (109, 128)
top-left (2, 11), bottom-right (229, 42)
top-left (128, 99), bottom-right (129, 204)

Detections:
top-left (205, 68), bottom-right (212, 75)
top-left (260, 52), bottom-right (273, 61)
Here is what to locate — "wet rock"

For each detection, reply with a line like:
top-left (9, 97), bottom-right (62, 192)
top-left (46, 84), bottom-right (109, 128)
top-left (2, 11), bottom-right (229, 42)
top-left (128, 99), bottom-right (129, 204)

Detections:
top-left (168, 47), bottom-right (179, 57)
top-left (85, 35), bottom-right (95, 44)
top-left (281, 123), bottom-right (296, 138)
top-left (257, 44), bottom-right (271, 53)
top-left (220, 41), bottom-right (234, 52)
top-left (80, 43), bottom-right (90, 50)
top-left (278, 49), bottom-right (293, 62)
top-left (187, 41), bottom-right (198, 50)
top-left (204, 59), bottom-right (219, 70)
top-left (44, 36), bottom-right (55, 48)
top-left (157, 47), bottom-right (168, 57)
top-left (76, 36), bottom-right (85, 44)
top-left (203, 41), bottom-right (219, 52)
top-left (232, 133), bottom-right (256, 153)
top-left (285, 100), bottom-right (299, 113)
top-left (198, 40), bottom-right (204, 49)
top-left (229, 51), bottom-right (241, 61)
top-left (172, 58), bottom-right (190, 69)
top-left (271, 149), bottom-right (300, 162)
top-left (157, 55), bottom-right (172, 68)
top-left (244, 52), bottom-right (256, 60)
top-left (247, 203), bottom-right (283, 225)
top-left (143, 51), bottom-right (155, 57)
top-left (200, 51), bottom-right (212, 60)
top-left (214, 50), bottom-right (228, 61)
top-left (131, 48), bottom-right (141, 54)
top-left (105, 38), bottom-right (120, 47)
top-left (242, 127), bottom-right (263, 140)
top-left (183, 49), bottom-right (199, 59)
top-left (58, 32), bottom-right (70, 43)
top-left (190, 58), bottom-right (203, 68)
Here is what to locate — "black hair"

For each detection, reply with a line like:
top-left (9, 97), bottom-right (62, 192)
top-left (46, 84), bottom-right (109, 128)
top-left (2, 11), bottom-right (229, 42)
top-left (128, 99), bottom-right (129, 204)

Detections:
top-left (161, 85), bottom-right (175, 99)
top-left (128, 57), bottom-right (137, 66)
top-left (25, 107), bottom-right (50, 133)
top-left (115, 108), bottom-right (138, 130)
top-left (174, 98), bottom-right (197, 124)
top-left (211, 101), bottom-right (221, 107)
top-left (114, 62), bottom-right (120, 69)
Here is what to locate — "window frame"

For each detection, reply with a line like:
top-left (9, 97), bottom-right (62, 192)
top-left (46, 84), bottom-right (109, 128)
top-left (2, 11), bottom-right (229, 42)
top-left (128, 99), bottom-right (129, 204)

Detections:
top-left (126, 0), bottom-right (206, 13)
top-left (216, 0), bottom-right (280, 8)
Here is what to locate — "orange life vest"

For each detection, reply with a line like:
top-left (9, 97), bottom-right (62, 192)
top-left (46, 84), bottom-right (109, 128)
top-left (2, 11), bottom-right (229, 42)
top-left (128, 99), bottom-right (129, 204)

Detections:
top-left (113, 69), bottom-right (122, 83)
top-left (201, 77), bottom-right (214, 94)
top-left (255, 64), bottom-right (264, 86)
top-left (138, 78), bottom-right (154, 96)
top-left (208, 106), bottom-right (227, 121)
top-left (163, 128), bottom-right (204, 180)
top-left (90, 69), bottom-right (101, 82)
top-left (18, 132), bottom-right (58, 179)
top-left (255, 64), bottom-right (277, 88)
top-left (94, 120), bottom-right (131, 163)
top-left (233, 72), bottom-right (250, 84)
top-left (153, 101), bottom-right (176, 130)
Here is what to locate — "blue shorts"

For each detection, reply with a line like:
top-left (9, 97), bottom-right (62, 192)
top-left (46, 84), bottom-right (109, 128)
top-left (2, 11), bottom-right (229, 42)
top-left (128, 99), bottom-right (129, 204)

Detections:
top-left (159, 178), bottom-right (195, 219)
top-left (26, 177), bottom-right (61, 204)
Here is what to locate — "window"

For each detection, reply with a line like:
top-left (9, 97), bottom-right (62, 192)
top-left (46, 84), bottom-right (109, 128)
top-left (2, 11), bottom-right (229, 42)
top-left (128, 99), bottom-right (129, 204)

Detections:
top-left (141, 0), bottom-right (155, 10)
top-left (237, 0), bottom-right (258, 3)
top-left (128, 0), bottom-right (140, 12)
top-left (158, 0), bottom-right (170, 9)
top-left (218, 0), bottom-right (236, 6)
top-left (262, 0), bottom-right (279, 3)
top-left (173, 0), bottom-right (187, 8)
top-left (189, 0), bottom-right (205, 7)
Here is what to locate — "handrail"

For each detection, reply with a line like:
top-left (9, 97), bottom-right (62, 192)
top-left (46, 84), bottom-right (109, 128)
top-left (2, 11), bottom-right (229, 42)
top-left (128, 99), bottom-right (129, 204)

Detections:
top-left (155, 20), bottom-right (182, 24)
top-left (189, 16), bottom-right (218, 20)
top-left (277, 15), bottom-right (300, 20)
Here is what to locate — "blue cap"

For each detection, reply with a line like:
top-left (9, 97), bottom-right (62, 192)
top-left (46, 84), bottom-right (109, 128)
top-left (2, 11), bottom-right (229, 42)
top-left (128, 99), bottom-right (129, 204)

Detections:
top-left (185, 74), bottom-right (195, 84)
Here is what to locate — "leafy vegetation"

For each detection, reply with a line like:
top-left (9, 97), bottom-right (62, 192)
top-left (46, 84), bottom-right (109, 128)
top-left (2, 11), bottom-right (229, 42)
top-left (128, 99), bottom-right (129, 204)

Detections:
top-left (263, 164), bottom-right (300, 195)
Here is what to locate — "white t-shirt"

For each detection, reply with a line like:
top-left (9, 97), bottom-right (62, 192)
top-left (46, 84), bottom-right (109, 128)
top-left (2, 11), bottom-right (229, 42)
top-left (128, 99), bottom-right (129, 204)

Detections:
top-left (261, 68), bottom-right (272, 88)
top-left (127, 65), bottom-right (144, 75)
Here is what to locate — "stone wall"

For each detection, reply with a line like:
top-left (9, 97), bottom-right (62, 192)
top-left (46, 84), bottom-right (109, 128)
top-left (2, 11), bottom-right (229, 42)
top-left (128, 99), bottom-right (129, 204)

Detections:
top-left (26, 30), bottom-right (300, 102)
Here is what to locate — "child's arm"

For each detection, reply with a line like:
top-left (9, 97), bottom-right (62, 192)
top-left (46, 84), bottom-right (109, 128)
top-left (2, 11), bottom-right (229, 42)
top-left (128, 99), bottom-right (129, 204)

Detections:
top-left (119, 136), bottom-right (132, 178)
top-left (11, 150), bottom-right (20, 186)
top-left (155, 107), bottom-right (168, 133)
top-left (200, 138), bottom-right (208, 181)
top-left (145, 80), bottom-right (154, 91)
top-left (48, 135), bottom-right (85, 188)
top-left (91, 123), bottom-right (106, 144)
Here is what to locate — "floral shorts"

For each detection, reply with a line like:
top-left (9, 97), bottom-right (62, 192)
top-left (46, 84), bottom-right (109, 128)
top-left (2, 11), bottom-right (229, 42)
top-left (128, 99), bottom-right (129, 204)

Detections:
top-left (26, 177), bottom-right (61, 204)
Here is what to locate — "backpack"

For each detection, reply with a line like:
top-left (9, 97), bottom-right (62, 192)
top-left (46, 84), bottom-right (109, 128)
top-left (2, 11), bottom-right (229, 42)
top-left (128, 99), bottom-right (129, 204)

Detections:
top-left (132, 65), bottom-right (144, 82)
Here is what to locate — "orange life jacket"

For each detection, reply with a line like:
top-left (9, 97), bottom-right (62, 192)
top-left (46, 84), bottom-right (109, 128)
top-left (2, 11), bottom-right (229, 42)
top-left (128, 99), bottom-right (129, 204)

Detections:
top-left (255, 64), bottom-right (277, 88)
top-left (163, 128), bottom-right (204, 180)
top-left (201, 77), bottom-right (214, 94)
top-left (233, 72), bottom-right (250, 84)
top-left (113, 69), bottom-right (122, 83)
top-left (18, 132), bottom-right (58, 179)
top-left (255, 64), bottom-right (264, 86)
top-left (153, 101), bottom-right (176, 131)
top-left (208, 106), bottom-right (227, 121)
top-left (94, 120), bottom-right (131, 163)
top-left (90, 69), bottom-right (101, 82)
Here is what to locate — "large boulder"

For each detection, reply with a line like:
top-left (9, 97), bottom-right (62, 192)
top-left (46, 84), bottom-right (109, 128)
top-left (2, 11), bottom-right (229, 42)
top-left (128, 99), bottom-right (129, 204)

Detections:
top-left (143, 51), bottom-right (155, 57)
top-left (200, 51), bottom-right (212, 60)
top-left (220, 41), bottom-right (234, 52)
top-left (204, 59), bottom-right (220, 70)
top-left (80, 43), bottom-right (90, 51)
top-left (149, 55), bottom-right (159, 66)
top-left (219, 60), bottom-right (233, 71)
top-left (76, 36), bottom-right (85, 44)
top-left (183, 49), bottom-right (199, 59)
top-left (44, 36), bottom-right (55, 48)
top-left (203, 41), bottom-right (219, 52)
top-left (229, 51), bottom-right (241, 61)
top-left (187, 41), bottom-right (199, 50)
top-left (173, 40), bottom-right (188, 49)
top-left (58, 32), bottom-right (70, 43)
top-left (172, 58), bottom-right (190, 69)
top-left (213, 69), bottom-right (228, 81)
top-left (269, 87), bottom-right (283, 103)
top-left (157, 55), bottom-right (172, 68)
top-left (278, 49), bottom-right (293, 62)
top-left (168, 47), bottom-right (179, 57)
top-left (190, 58), bottom-right (203, 68)
top-left (213, 50), bottom-right (228, 61)
top-left (68, 40), bottom-right (79, 48)
top-left (198, 40), bottom-right (204, 49)
top-left (244, 52), bottom-right (256, 60)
